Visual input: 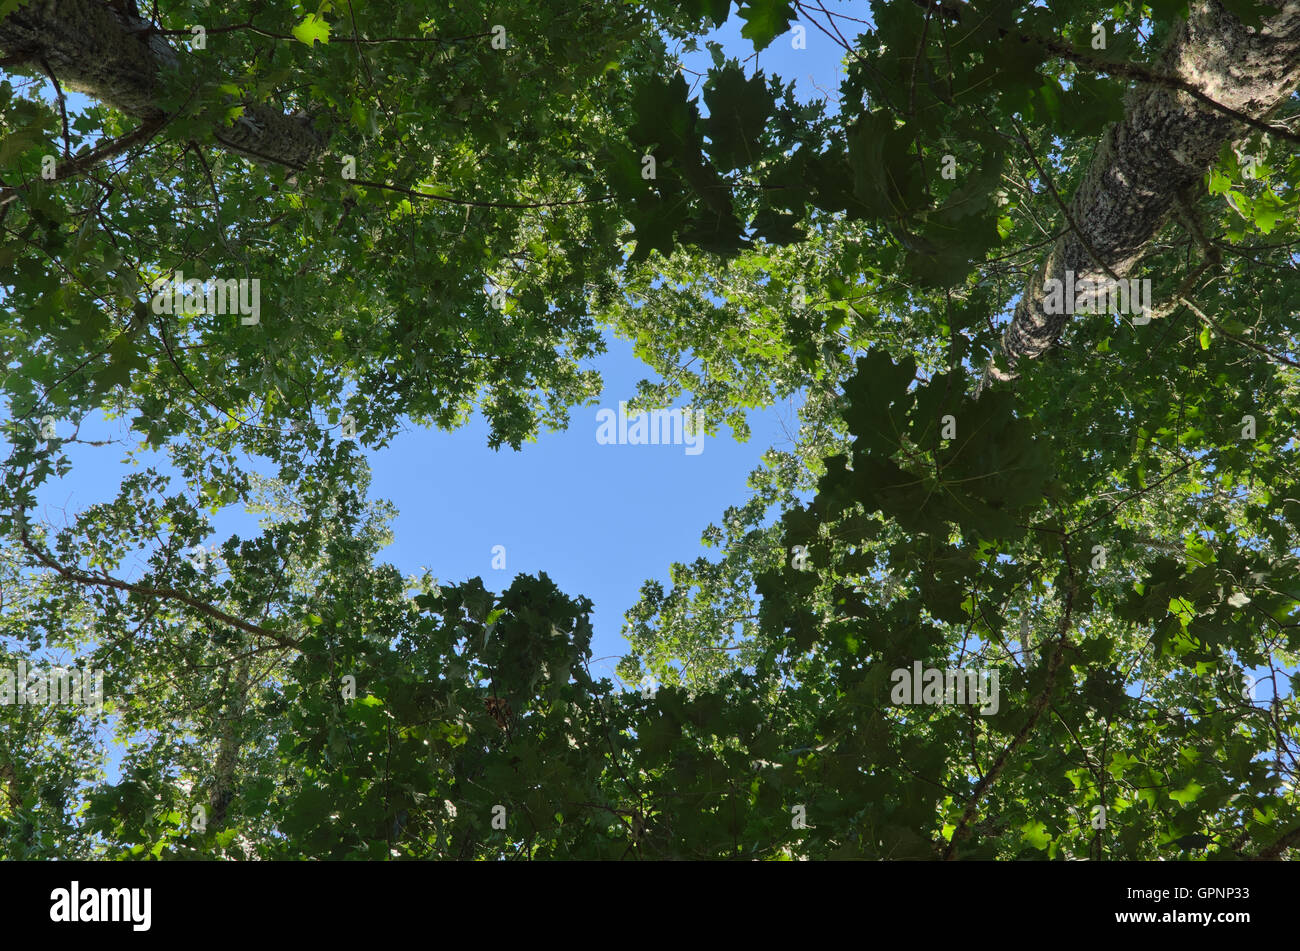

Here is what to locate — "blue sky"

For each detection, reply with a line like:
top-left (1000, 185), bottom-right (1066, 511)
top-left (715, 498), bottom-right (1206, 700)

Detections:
top-left (365, 6), bottom-right (861, 678)
top-left (363, 9), bottom-right (861, 678)
top-left (16, 5), bottom-right (865, 684)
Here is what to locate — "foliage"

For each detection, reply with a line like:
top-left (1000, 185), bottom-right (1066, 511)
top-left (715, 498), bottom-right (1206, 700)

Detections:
top-left (0, 0), bottom-right (1296, 859)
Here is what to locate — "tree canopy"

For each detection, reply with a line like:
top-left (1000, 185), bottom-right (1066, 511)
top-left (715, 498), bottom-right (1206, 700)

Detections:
top-left (0, 0), bottom-right (1298, 860)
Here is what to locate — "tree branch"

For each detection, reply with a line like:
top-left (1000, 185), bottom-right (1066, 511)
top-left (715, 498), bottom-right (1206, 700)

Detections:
top-left (0, 115), bottom-right (167, 209)
top-left (978, 0), bottom-right (1300, 384)
top-left (943, 548), bottom-right (1078, 858)
top-left (14, 514), bottom-right (300, 651)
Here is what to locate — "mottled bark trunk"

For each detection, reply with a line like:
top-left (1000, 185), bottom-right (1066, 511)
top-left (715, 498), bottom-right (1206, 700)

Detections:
top-left (0, 753), bottom-right (23, 818)
top-left (209, 653), bottom-right (251, 828)
top-left (0, 0), bottom-right (325, 169)
top-left (992, 0), bottom-right (1300, 380)
top-left (0, 742), bottom-right (34, 848)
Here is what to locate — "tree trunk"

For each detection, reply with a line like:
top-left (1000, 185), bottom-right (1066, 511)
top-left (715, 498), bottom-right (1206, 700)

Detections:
top-left (209, 653), bottom-right (251, 829)
top-left (0, 0), bottom-right (326, 169)
top-left (991, 0), bottom-right (1300, 380)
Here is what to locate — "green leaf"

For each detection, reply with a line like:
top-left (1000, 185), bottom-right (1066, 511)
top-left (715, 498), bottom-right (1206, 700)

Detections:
top-left (703, 62), bottom-right (776, 173)
top-left (1169, 781), bottom-right (1204, 805)
top-left (682, 0), bottom-right (732, 27)
top-left (1020, 820), bottom-right (1052, 850)
top-left (1218, 0), bottom-right (1275, 28)
top-left (292, 13), bottom-right (331, 47)
top-left (737, 0), bottom-right (795, 52)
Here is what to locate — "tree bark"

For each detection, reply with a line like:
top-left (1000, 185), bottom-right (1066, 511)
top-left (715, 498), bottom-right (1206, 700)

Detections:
top-left (209, 652), bottom-right (251, 829)
top-left (0, 0), bottom-right (326, 169)
top-left (991, 0), bottom-right (1300, 381)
